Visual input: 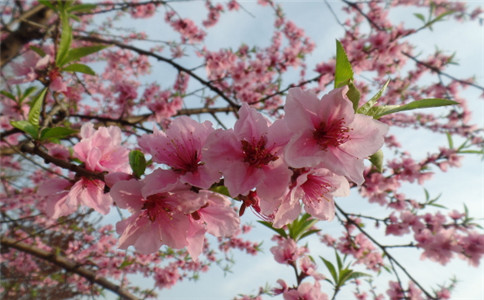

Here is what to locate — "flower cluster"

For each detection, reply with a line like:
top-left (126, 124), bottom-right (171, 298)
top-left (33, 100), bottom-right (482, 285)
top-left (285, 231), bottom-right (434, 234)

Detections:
top-left (40, 85), bottom-right (387, 259)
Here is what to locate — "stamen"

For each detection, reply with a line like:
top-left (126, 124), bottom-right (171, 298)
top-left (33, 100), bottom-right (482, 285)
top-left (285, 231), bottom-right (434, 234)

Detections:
top-left (241, 137), bottom-right (278, 168)
top-left (313, 118), bottom-right (350, 150)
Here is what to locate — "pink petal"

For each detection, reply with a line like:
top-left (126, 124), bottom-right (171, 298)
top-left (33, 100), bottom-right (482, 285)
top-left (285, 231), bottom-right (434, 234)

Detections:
top-left (199, 191), bottom-right (240, 237)
top-left (186, 219), bottom-right (206, 260)
top-left (223, 161), bottom-right (262, 197)
top-left (167, 190), bottom-right (207, 214)
top-left (284, 130), bottom-right (324, 168)
top-left (141, 169), bottom-right (179, 198)
top-left (234, 103), bottom-right (270, 140)
top-left (180, 164), bottom-right (220, 189)
top-left (203, 129), bottom-right (243, 172)
top-left (342, 114), bottom-right (389, 158)
top-left (273, 190), bottom-right (302, 228)
top-left (157, 212), bottom-right (190, 249)
top-left (304, 196), bottom-right (335, 221)
top-left (117, 212), bottom-right (163, 254)
top-left (318, 86), bottom-right (355, 126)
top-left (321, 148), bottom-right (365, 185)
top-left (256, 160), bottom-right (291, 215)
top-left (38, 178), bottom-right (71, 196)
top-left (74, 178), bottom-right (112, 214)
top-left (284, 88), bottom-right (320, 132)
top-left (110, 179), bottom-right (144, 212)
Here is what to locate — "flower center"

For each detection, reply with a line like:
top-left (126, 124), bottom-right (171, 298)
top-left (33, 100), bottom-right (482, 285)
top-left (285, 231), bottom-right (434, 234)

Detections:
top-left (302, 174), bottom-right (332, 203)
top-left (313, 118), bottom-right (350, 150)
top-left (172, 150), bottom-right (201, 174)
top-left (241, 137), bottom-right (278, 168)
top-left (144, 194), bottom-right (170, 222)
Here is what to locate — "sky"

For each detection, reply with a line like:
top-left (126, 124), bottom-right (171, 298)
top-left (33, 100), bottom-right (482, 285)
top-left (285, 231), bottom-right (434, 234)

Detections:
top-left (93, 1), bottom-right (484, 299)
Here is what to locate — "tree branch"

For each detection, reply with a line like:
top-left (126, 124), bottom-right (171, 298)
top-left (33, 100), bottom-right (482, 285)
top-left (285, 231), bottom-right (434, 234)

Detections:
top-left (75, 34), bottom-right (241, 110)
top-left (0, 4), bottom-right (54, 67)
top-left (0, 236), bottom-right (139, 300)
top-left (335, 203), bottom-right (436, 299)
top-left (21, 143), bottom-right (104, 181)
top-left (402, 52), bottom-right (484, 92)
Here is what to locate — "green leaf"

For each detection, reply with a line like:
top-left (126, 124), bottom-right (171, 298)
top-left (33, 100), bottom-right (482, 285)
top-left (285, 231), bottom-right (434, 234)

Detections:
top-left (427, 202), bottom-right (447, 209)
top-left (414, 13), bottom-right (426, 23)
top-left (367, 105), bottom-right (398, 119)
top-left (459, 150), bottom-right (484, 154)
top-left (55, 11), bottom-right (73, 66)
top-left (62, 63), bottom-right (96, 75)
top-left (369, 149), bottom-right (384, 172)
top-left (69, 14), bottom-right (81, 22)
top-left (119, 259), bottom-right (135, 269)
top-left (446, 132), bottom-right (454, 149)
top-left (298, 229), bottom-right (321, 241)
top-left (11, 120), bottom-right (39, 138)
top-left (19, 86), bottom-right (37, 104)
top-left (28, 88), bottom-right (48, 126)
top-left (335, 251), bottom-right (343, 270)
top-left (347, 271), bottom-right (371, 280)
top-left (338, 268), bottom-right (354, 285)
top-left (257, 221), bottom-right (287, 238)
top-left (39, 0), bottom-right (56, 10)
top-left (346, 81), bottom-right (360, 112)
top-left (129, 150), bottom-right (147, 178)
top-left (1, 90), bottom-right (16, 101)
top-left (62, 45), bottom-right (108, 66)
top-left (67, 3), bottom-right (97, 13)
top-left (424, 188), bottom-right (430, 201)
top-left (29, 45), bottom-right (46, 57)
top-left (372, 98), bottom-right (458, 119)
top-left (357, 79), bottom-right (390, 115)
top-left (321, 256), bottom-right (338, 284)
top-left (334, 40), bottom-right (354, 89)
top-left (287, 213), bottom-right (319, 241)
top-left (211, 185), bottom-right (230, 197)
top-left (40, 127), bottom-right (77, 141)
top-left (427, 10), bottom-right (454, 29)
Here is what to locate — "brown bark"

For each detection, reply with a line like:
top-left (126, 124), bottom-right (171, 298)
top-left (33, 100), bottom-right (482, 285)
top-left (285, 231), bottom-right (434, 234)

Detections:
top-left (1, 4), bottom-right (54, 68)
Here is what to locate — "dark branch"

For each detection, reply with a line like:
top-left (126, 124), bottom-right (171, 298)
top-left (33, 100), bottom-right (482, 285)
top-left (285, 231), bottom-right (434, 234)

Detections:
top-left (1, 236), bottom-right (139, 300)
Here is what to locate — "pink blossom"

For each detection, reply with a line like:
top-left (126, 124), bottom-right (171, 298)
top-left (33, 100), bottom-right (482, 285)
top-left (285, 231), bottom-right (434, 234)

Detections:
top-left (187, 190), bottom-right (240, 259)
top-left (195, 191), bottom-right (240, 237)
top-left (48, 69), bottom-right (68, 93)
top-left (46, 143), bottom-right (70, 160)
top-left (299, 256), bottom-right (324, 280)
top-left (273, 167), bottom-right (349, 228)
top-left (38, 178), bottom-right (74, 218)
top-left (111, 171), bottom-right (224, 259)
top-left (154, 263), bottom-right (180, 289)
top-left (8, 51), bottom-right (43, 84)
top-left (203, 103), bottom-right (291, 211)
top-left (227, 0), bottom-right (240, 10)
top-left (415, 228), bottom-right (460, 265)
top-left (273, 279), bottom-right (288, 295)
top-left (283, 281), bottom-right (328, 300)
top-left (460, 231), bottom-right (484, 267)
top-left (73, 123), bottom-right (130, 174)
top-left (283, 87), bottom-right (388, 185)
top-left (386, 281), bottom-right (404, 300)
top-left (39, 177), bottom-right (112, 218)
top-left (139, 116), bottom-right (219, 189)
top-left (270, 237), bottom-right (306, 264)
top-left (436, 288), bottom-right (451, 299)
top-left (407, 282), bottom-right (423, 300)
top-left (165, 11), bottom-right (206, 43)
